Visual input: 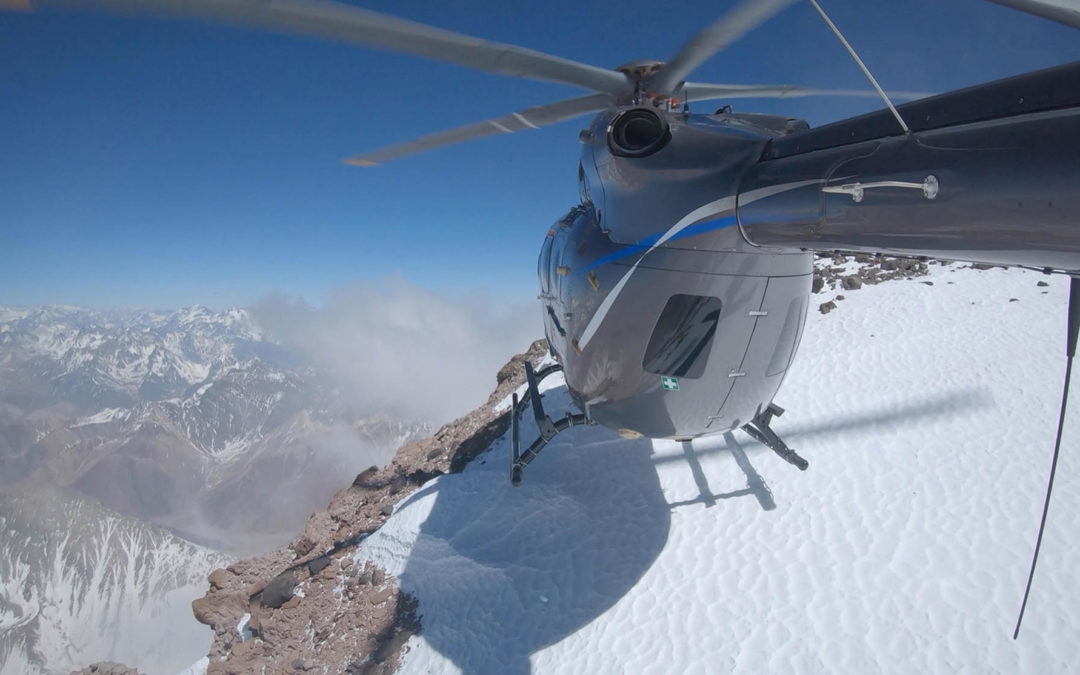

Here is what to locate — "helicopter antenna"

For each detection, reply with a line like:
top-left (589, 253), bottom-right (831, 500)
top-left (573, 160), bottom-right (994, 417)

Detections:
top-left (808, 0), bottom-right (911, 134)
top-left (1013, 276), bottom-right (1080, 638)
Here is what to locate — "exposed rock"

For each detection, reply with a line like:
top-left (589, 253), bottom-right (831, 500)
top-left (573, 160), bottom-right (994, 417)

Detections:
top-left (291, 536), bottom-right (316, 557)
top-left (260, 571), bottom-right (296, 609)
top-left (352, 466), bottom-right (380, 488)
top-left (388, 476), bottom-right (405, 495)
top-left (813, 253), bottom-right (935, 316)
top-left (189, 339), bottom-right (551, 674)
top-left (208, 568), bottom-right (230, 590)
top-left (192, 591), bottom-right (247, 627)
top-left (1038, 281), bottom-right (1050, 287)
top-left (245, 579), bottom-right (268, 598)
top-left (841, 275), bottom-right (863, 290)
top-left (308, 555), bottom-right (331, 576)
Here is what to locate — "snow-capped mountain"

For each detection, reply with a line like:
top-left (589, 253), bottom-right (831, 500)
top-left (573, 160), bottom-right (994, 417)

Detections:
top-left (0, 305), bottom-right (429, 673)
top-left (0, 305), bottom-right (262, 411)
top-left (0, 485), bottom-right (231, 674)
top-left (0, 305), bottom-right (428, 541)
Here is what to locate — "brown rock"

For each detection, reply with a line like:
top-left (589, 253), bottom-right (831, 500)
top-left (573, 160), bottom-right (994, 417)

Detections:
top-left (192, 591), bottom-right (247, 629)
top-left (291, 536), bottom-right (316, 557)
top-left (370, 587), bottom-right (394, 606)
top-left (208, 568), bottom-right (230, 590)
top-left (280, 596), bottom-right (301, 610)
top-left (246, 579), bottom-right (268, 598)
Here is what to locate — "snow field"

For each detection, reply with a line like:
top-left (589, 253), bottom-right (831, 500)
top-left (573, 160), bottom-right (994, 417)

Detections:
top-left (359, 264), bottom-right (1079, 674)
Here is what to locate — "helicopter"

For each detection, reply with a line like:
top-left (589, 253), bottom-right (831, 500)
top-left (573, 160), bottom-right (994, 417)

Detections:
top-left (8, 0), bottom-right (1080, 636)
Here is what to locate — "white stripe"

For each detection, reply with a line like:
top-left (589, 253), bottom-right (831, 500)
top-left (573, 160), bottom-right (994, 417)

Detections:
top-left (489, 120), bottom-right (513, 133)
top-left (513, 112), bottom-right (539, 129)
top-left (576, 179), bottom-right (820, 351)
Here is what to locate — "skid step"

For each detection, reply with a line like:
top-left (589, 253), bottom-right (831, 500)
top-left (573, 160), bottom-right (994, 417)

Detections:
top-left (511, 361), bottom-right (593, 485)
top-left (741, 403), bottom-right (809, 471)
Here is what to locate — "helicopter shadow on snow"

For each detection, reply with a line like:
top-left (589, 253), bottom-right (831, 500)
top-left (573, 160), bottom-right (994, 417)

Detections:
top-left (390, 388), bottom-right (776, 674)
top-left (651, 386), bottom-right (994, 473)
top-left (392, 385), bottom-right (989, 674)
top-left (665, 432), bottom-right (777, 511)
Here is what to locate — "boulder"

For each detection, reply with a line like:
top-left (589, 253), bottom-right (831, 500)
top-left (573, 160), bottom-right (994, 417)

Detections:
top-left (260, 571), bottom-right (296, 609)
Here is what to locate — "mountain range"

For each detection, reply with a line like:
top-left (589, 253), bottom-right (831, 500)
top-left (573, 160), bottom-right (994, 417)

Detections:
top-left (0, 304), bottom-right (429, 672)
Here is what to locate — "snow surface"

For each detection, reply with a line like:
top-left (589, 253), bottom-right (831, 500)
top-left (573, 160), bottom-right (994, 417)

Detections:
top-left (70, 407), bottom-right (130, 427)
top-left (358, 265), bottom-right (1079, 674)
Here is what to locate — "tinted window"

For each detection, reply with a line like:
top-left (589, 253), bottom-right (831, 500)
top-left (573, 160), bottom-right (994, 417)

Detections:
top-left (642, 294), bottom-right (723, 379)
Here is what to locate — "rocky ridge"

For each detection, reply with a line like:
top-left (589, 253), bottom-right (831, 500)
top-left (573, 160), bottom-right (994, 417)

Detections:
top-left (189, 339), bottom-right (550, 674)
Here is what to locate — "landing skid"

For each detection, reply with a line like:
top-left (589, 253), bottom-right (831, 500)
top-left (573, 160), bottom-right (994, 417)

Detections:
top-left (510, 361), bottom-right (593, 485)
top-left (741, 403), bottom-right (809, 471)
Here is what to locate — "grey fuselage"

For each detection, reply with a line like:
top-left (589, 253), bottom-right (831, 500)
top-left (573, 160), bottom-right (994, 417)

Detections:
top-left (538, 61), bottom-right (1080, 441)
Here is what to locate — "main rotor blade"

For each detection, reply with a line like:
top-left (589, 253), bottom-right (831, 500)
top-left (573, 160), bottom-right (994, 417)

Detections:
top-left (683, 82), bottom-right (934, 102)
top-left (17, 0), bottom-right (634, 96)
top-left (344, 93), bottom-right (611, 166)
top-left (645, 0), bottom-right (800, 96)
top-left (984, 0), bottom-right (1080, 30)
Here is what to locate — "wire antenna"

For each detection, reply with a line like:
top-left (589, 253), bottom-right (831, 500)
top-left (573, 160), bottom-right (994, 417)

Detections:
top-left (808, 0), bottom-right (911, 134)
top-left (1013, 276), bottom-right (1080, 638)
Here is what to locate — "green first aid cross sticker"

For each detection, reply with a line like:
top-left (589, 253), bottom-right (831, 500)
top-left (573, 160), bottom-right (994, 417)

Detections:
top-left (661, 376), bottom-right (679, 391)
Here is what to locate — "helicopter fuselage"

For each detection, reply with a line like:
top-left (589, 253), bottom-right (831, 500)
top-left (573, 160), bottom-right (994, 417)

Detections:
top-left (540, 109), bottom-right (814, 439)
top-left (540, 61), bottom-right (1080, 441)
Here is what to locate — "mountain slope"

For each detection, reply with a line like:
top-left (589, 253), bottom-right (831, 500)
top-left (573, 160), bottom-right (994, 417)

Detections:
top-left (0, 486), bottom-right (232, 674)
top-left (0, 305), bottom-right (428, 548)
top-left (0, 305), bottom-right (429, 674)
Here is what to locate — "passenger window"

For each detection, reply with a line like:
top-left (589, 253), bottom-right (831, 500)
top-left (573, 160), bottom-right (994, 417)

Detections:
top-left (642, 294), bottom-right (723, 379)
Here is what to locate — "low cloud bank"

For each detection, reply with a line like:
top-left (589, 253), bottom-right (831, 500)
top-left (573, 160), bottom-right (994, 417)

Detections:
top-left (251, 275), bottom-right (540, 425)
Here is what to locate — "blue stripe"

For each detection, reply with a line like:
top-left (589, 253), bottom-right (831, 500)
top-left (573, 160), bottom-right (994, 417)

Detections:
top-left (580, 215), bottom-right (738, 274)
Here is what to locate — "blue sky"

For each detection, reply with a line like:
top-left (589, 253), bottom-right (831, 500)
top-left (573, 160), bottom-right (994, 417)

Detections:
top-left (2, 0), bottom-right (1079, 310)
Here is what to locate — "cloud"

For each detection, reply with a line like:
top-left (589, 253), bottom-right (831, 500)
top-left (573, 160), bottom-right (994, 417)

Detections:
top-left (251, 275), bottom-right (541, 425)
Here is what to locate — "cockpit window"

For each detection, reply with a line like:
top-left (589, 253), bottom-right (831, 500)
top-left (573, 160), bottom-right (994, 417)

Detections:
top-left (642, 294), bottom-right (723, 379)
